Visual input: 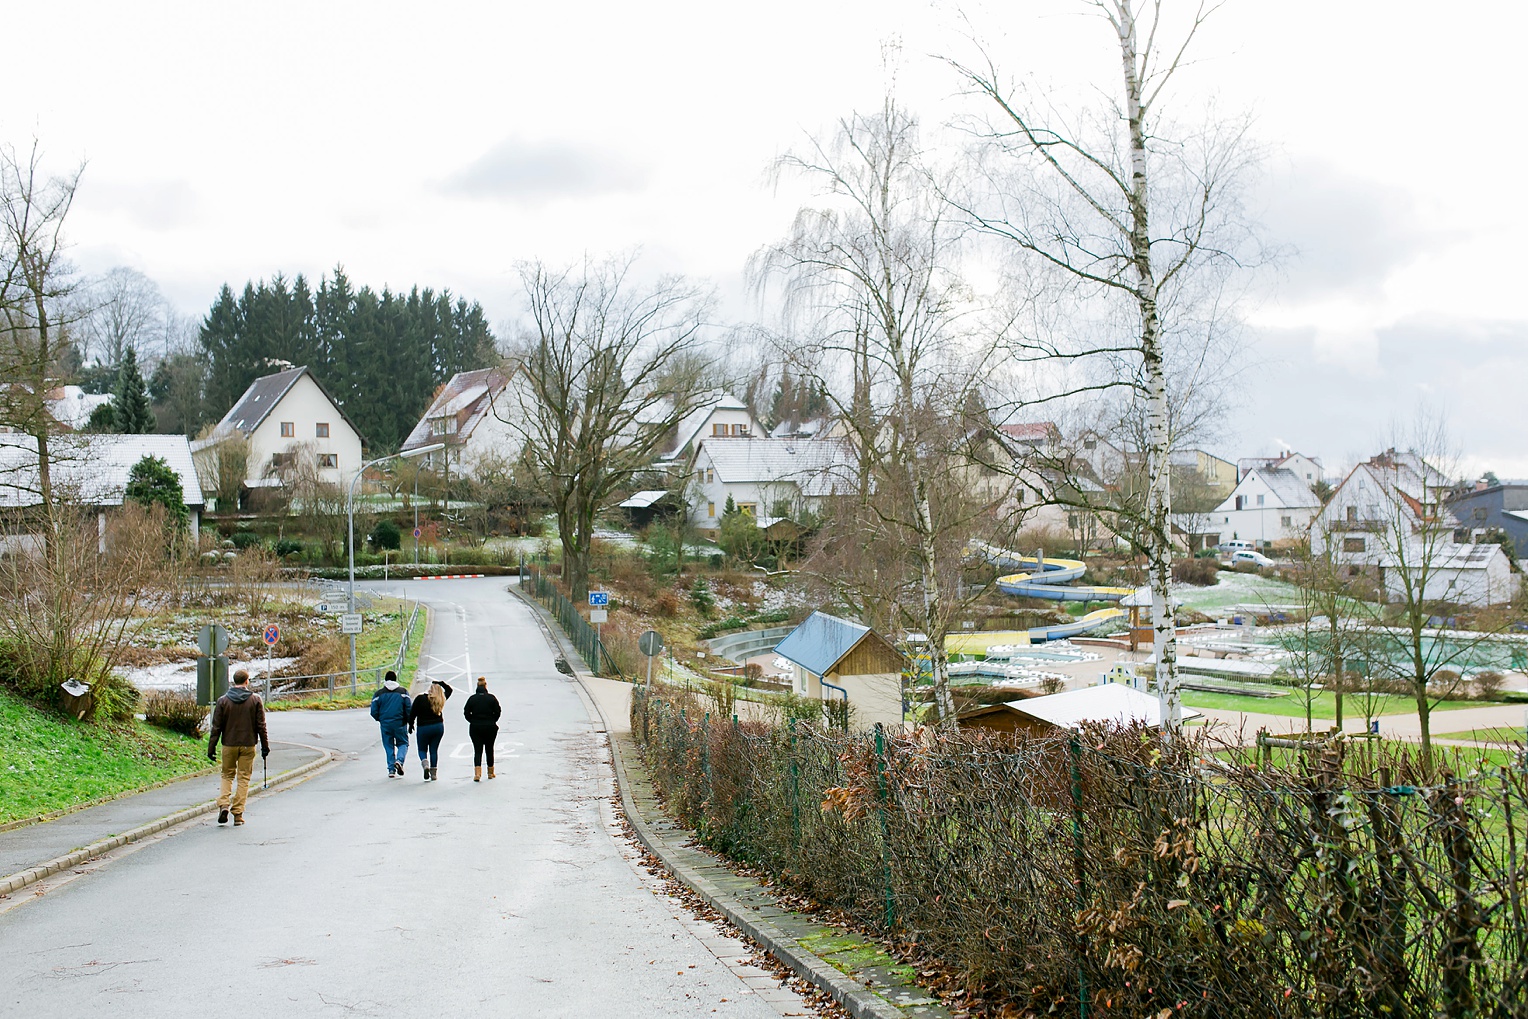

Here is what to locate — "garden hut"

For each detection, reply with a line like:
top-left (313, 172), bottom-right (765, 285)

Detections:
top-left (959, 683), bottom-right (1202, 738)
top-left (774, 611), bottom-right (907, 729)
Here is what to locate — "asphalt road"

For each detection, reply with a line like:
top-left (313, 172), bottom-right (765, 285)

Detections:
top-left (0, 578), bottom-right (790, 1018)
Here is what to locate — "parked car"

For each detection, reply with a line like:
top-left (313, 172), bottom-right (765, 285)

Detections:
top-left (1230, 550), bottom-right (1274, 568)
top-left (1217, 540), bottom-right (1256, 554)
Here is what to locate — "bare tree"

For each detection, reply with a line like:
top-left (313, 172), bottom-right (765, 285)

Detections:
top-left (755, 96), bottom-right (1016, 727)
top-left (1317, 419), bottom-right (1513, 766)
top-left (0, 142), bottom-right (84, 523)
top-left (948, 1), bottom-right (1259, 731)
top-left (506, 255), bottom-right (712, 599)
top-left (77, 266), bottom-right (171, 369)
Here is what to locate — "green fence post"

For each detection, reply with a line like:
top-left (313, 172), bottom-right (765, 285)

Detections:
top-left (873, 722), bottom-right (895, 931)
top-left (1068, 733), bottom-right (1089, 1019)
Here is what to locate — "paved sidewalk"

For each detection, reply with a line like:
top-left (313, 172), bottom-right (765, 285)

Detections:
top-left (0, 742), bottom-right (325, 882)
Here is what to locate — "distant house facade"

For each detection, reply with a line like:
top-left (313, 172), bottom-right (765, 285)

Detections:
top-left (1315, 454), bottom-right (1514, 606)
top-left (1448, 480), bottom-right (1528, 556)
top-left (774, 611), bottom-right (907, 729)
top-left (689, 437), bottom-right (856, 528)
top-left (1209, 467), bottom-right (1321, 547)
top-left (655, 392), bottom-right (760, 466)
top-left (193, 366), bottom-right (363, 492)
top-left (1170, 448), bottom-right (1238, 501)
top-left (1238, 451), bottom-right (1324, 487)
top-left (400, 367), bottom-right (518, 481)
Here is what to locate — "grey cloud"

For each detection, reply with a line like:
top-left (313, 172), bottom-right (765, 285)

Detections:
top-left (444, 138), bottom-right (648, 201)
top-left (1235, 317), bottom-right (1528, 473)
top-left (1257, 159), bottom-right (1447, 302)
top-left (81, 179), bottom-right (198, 231)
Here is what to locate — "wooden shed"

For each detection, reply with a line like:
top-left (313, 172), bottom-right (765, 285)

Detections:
top-left (774, 611), bottom-right (907, 729)
top-left (959, 683), bottom-right (1202, 738)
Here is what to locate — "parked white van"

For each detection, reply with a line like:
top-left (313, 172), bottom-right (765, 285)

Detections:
top-left (1217, 540), bottom-right (1256, 554)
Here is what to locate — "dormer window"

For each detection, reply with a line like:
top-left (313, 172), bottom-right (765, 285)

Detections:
top-left (712, 423), bottom-right (727, 436)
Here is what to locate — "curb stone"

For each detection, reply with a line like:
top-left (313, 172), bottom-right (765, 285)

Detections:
top-left (509, 583), bottom-right (945, 1019)
top-left (0, 749), bottom-right (337, 897)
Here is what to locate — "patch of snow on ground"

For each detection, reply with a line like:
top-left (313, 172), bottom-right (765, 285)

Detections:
top-left (120, 657), bottom-right (299, 691)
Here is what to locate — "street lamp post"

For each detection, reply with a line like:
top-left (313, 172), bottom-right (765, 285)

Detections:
top-left (348, 443), bottom-right (445, 690)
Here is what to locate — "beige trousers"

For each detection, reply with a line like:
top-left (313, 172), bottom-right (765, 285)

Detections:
top-left (218, 745), bottom-right (257, 816)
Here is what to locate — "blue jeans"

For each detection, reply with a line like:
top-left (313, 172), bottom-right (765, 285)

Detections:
top-left (381, 723), bottom-right (409, 773)
top-left (415, 722), bottom-right (445, 767)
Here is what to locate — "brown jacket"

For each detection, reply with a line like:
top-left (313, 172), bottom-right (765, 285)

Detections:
top-left (209, 686), bottom-right (269, 754)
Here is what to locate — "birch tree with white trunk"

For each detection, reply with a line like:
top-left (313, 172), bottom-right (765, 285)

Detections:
top-left (949, 0), bottom-right (1258, 732)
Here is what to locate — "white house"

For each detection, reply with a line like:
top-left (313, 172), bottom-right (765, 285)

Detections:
top-left (1238, 451), bottom-right (1324, 487)
top-left (193, 366), bottom-right (363, 491)
top-left (400, 367), bottom-right (519, 481)
top-left (0, 432), bottom-right (206, 542)
top-left (656, 392), bottom-right (759, 465)
top-left (1314, 454), bottom-right (1514, 606)
top-left (1209, 467), bottom-right (1321, 546)
top-left (689, 437), bottom-right (857, 528)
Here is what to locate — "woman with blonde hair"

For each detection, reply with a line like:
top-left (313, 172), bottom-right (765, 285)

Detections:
top-left (407, 678), bottom-right (453, 781)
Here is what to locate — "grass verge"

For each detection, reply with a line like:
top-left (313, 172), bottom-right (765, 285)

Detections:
top-left (0, 687), bottom-right (209, 825)
top-left (267, 605), bottom-right (428, 712)
top-left (1436, 727), bottom-right (1526, 744)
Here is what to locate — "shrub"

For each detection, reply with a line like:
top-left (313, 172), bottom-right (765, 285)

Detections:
top-left (230, 530), bottom-right (263, 550)
top-left (653, 590), bottom-right (679, 617)
top-left (1472, 670), bottom-right (1505, 700)
top-left (142, 688), bottom-right (207, 737)
top-left (369, 519), bottom-right (402, 552)
top-left (274, 537), bottom-right (305, 557)
top-left (1172, 558), bottom-right (1220, 586)
top-left (690, 577), bottom-right (715, 617)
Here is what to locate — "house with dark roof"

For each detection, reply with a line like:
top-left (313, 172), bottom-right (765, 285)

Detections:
top-left (1208, 467), bottom-right (1321, 547)
top-left (192, 366), bottom-right (363, 492)
top-left (774, 611), bottom-right (907, 728)
top-left (1448, 480), bottom-right (1528, 558)
top-left (689, 437), bottom-right (857, 529)
top-left (400, 367), bottom-right (518, 481)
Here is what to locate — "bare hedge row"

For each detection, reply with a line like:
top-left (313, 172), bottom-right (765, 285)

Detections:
top-left (632, 685), bottom-right (1528, 1017)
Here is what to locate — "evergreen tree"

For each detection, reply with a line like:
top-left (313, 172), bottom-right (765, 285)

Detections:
top-left (125, 455), bottom-right (188, 529)
top-left (112, 347), bottom-right (153, 433)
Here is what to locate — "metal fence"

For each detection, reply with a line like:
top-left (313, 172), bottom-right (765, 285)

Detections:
top-left (519, 563), bottom-right (624, 678)
top-left (261, 599), bottom-right (424, 702)
top-left (633, 683), bottom-right (1528, 1017)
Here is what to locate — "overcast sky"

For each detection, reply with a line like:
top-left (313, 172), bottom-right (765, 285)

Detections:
top-left (7, 1), bottom-right (1525, 476)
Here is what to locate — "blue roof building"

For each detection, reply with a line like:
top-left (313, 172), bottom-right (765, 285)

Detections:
top-left (774, 611), bottom-right (907, 729)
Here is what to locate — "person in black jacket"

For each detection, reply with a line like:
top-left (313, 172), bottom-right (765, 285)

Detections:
top-left (408, 679), bottom-right (452, 781)
top-left (462, 676), bottom-right (502, 782)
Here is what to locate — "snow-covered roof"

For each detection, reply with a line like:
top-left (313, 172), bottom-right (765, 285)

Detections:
top-left (1004, 683), bottom-right (1203, 730)
top-left (400, 367), bottom-right (513, 453)
top-left (698, 437), bottom-right (857, 497)
top-left (47, 386), bottom-right (114, 431)
top-left (619, 490), bottom-right (670, 509)
top-left (0, 433), bottom-right (205, 508)
top-left (998, 422), bottom-right (1060, 443)
top-left (1216, 467), bottom-right (1319, 513)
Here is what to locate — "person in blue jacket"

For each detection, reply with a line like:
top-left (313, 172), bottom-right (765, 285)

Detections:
top-left (369, 671), bottom-right (412, 778)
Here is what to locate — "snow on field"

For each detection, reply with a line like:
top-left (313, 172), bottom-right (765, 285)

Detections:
top-left (1175, 570), bottom-right (1302, 613)
top-left (120, 657), bottom-right (299, 691)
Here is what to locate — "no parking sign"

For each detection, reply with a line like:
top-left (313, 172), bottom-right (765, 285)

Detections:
top-left (263, 625), bottom-right (280, 646)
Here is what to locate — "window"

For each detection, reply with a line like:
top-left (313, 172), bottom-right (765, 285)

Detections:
top-left (1343, 537), bottom-right (1366, 553)
top-left (270, 452), bottom-right (291, 468)
top-left (430, 416), bottom-right (457, 436)
top-left (1281, 516), bottom-right (1292, 528)
top-left (1256, 494), bottom-right (1264, 507)
top-left (316, 422), bottom-right (330, 438)
top-left (1346, 505), bottom-right (1358, 522)
top-left (707, 502), bottom-right (716, 518)
top-left (705, 468), bottom-right (714, 484)
top-left (1454, 528), bottom-right (1469, 544)
top-left (1084, 438), bottom-right (1097, 450)
top-left (738, 503), bottom-right (757, 516)
top-left (279, 421), bottom-right (294, 438)
top-left (712, 423), bottom-right (727, 436)
top-left (1473, 508), bottom-right (1488, 521)
top-left (317, 453), bottom-right (338, 469)
top-left (730, 423), bottom-right (749, 436)
top-left (1234, 495), bottom-right (1245, 510)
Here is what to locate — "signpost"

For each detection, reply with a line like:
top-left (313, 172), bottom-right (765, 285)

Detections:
top-left (262, 625), bottom-right (280, 697)
top-left (588, 591), bottom-right (609, 652)
top-left (341, 613), bottom-right (363, 635)
top-left (639, 629), bottom-right (664, 689)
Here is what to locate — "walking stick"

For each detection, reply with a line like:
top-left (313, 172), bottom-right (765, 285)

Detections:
top-left (262, 752), bottom-right (268, 791)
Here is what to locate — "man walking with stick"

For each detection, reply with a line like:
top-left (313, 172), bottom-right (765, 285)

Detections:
top-left (208, 670), bottom-right (270, 826)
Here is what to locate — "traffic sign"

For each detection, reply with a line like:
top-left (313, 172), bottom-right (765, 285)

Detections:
top-left (340, 613), bottom-right (363, 635)
top-left (638, 630), bottom-right (664, 656)
top-left (413, 527), bottom-right (422, 538)
top-left (317, 602), bottom-right (330, 614)
top-left (589, 609), bottom-right (608, 624)
top-left (197, 624), bottom-right (229, 657)
top-left (588, 591), bottom-right (610, 607)
top-left (262, 625), bottom-right (280, 646)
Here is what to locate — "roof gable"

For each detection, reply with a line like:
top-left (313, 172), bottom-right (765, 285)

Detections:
top-left (775, 611), bottom-right (874, 677)
top-left (697, 437), bottom-right (857, 496)
top-left (400, 367), bottom-right (513, 452)
top-left (218, 366), bottom-right (307, 435)
top-left (0, 433), bottom-right (205, 508)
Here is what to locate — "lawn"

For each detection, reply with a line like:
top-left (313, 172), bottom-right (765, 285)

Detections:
top-left (0, 687), bottom-right (210, 825)
top-left (1436, 726), bottom-right (1527, 744)
top-left (1182, 688), bottom-right (1495, 720)
top-left (1175, 570), bottom-right (1302, 613)
top-left (268, 602), bottom-right (428, 711)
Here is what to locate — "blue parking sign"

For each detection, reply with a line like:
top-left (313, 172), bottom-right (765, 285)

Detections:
top-left (588, 591), bottom-right (609, 607)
